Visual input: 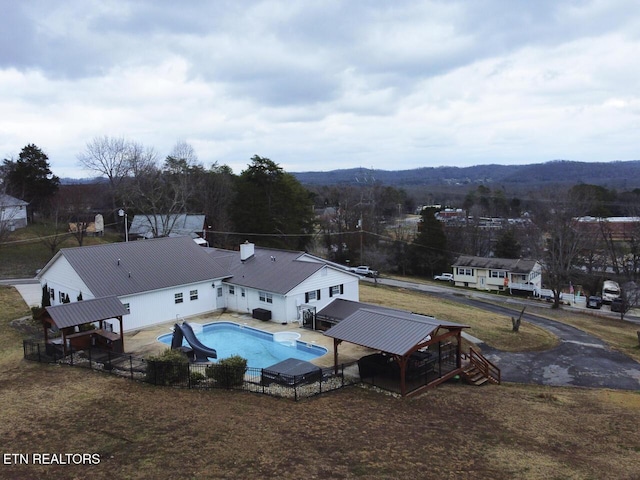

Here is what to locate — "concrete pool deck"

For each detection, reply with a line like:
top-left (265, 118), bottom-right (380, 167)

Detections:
top-left (123, 310), bottom-right (375, 369)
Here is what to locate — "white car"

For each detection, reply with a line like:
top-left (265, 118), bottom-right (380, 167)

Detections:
top-left (433, 273), bottom-right (454, 282)
top-left (348, 266), bottom-right (378, 277)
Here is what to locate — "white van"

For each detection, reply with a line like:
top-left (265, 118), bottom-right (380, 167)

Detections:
top-left (602, 280), bottom-right (621, 304)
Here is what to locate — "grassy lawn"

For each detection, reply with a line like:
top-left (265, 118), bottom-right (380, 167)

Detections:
top-left (2, 286), bottom-right (640, 478)
top-left (360, 283), bottom-right (559, 352)
top-left (0, 225), bottom-right (120, 278)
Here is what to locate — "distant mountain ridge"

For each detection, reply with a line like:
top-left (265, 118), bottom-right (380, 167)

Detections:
top-left (292, 160), bottom-right (640, 189)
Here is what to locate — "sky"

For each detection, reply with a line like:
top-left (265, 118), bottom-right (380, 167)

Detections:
top-left (1, 0), bottom-right (639, 179)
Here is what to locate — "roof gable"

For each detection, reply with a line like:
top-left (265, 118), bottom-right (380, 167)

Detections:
top-left (207, 246), bottom-right (333, 294)
top-left (324, 303), bottom-right (468, 356)
top-left (453, 255), bottom-right (538, 273)
top-left (41, 236), bottom-right (230, 298)
top-left (0, 194), bottom-right (28, 206)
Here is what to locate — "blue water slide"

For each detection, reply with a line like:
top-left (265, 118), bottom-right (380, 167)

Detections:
top-left (171, 322), bottom-right (217, 362)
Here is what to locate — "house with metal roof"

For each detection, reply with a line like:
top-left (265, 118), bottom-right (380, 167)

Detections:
top-left (36, 236), bottom-right (231, 332)
top-left (452, 255), bottom-right (542, 295)
top-left (36, 237), bottom-right (360, 334)
top-left (206, 242), bottom-right (360, 325)
top-left (0, 193), bottom-right (28, 229)
top-left (128, 214), bottom-right (206, 240)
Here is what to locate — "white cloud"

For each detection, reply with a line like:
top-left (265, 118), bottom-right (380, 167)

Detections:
top-left (0, 0), bottom-right (638, 178)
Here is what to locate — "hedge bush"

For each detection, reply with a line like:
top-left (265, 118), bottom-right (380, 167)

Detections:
top-left (145, 348), bottom-right (189, 385)
top-left (206, 355), bottom-right (247, 387)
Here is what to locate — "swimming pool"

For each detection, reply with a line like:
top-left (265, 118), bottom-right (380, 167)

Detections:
top-left (158, 321), bottom-right (327, 369)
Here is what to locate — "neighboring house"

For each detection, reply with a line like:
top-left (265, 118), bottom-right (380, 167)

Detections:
top-left (0, 194), bottom-right (28, 229)
top-left (128, 214), bottom-right (206, 240)
top-left (452, 255), bottom-right (542, 295)
top-left (36, 237), bottom-right (360, 333)
top-left (207, 242), bottom-right (359, 326)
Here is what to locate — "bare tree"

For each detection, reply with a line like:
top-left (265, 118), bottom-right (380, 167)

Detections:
top-left (533, 193), bottom-right (588, 309)
top-left (77, 136), bottom-right (134, 224)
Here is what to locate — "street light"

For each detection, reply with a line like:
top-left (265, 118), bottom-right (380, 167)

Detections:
top-left (118, 209), bottom-right (128, 242)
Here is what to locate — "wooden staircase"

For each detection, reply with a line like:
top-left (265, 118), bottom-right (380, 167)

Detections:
top-left (461, 347), bottom-right (501, 386)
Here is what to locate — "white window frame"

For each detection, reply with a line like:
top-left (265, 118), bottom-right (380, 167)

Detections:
top-left (190, 289), bottom-right (198, 301)
top-left (259, 291), bottom-right (273, 304)
top-left (174, 293), bottom-right (184, 304)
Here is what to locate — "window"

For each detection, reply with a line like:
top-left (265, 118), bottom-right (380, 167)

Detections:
top-left (457, 267), bottom-right (474, 276)
top-left (229, 286), bottom-right (235, 295)
top-left (241, 288), bottom-right (245, 298)
top-left (190, 290), bottom-right (198, 301)
top-left (50, 288), bottom-right (55, 300)
top-left (329, 285), bottom-right (343, 297)
top-left (490, 270), bottom-right (506, 278)
top-left (305, 290), bottom-right (321, 303)
top-left (123, 303), bottom-right (130, 313)
top-left (174, 293), bottom-right (183, 304)
top-left (59, 291), bottom-right (67, 303)
top-left (259, 291), bottom-right (273, 304)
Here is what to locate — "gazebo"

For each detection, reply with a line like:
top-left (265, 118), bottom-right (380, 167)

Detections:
top-left (322, 301), bottom-right (469, 396)
top-left (42, 297), bottom-right (129, 356)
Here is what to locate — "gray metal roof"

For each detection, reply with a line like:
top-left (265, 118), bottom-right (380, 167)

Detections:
top-left (207, 247), bottom-right (327, 295)
top-left (0, 194), bottom-right (28, 206)
top-left (45, 296), bottom-right (129, 329)
top-left (323, 303), bottom-right (468, 356)
top-left (39, 236), bottom-right (231, 298)
top-left (453, 255), bottom-right (538, 273)
top-left (129, 214), bottom-right (205, 237)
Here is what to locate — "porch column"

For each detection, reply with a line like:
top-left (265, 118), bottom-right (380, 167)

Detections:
top-left (118, 316), bottom-right (124, 352)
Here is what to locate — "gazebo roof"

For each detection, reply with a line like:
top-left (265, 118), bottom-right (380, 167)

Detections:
top-left (324, 306), bottom-right (468, 356)
top-left (45, 296), bottom-right (129, 329)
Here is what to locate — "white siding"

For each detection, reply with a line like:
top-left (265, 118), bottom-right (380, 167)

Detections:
top-left (39, 256), bottom-right (93, 306)
top-left (118, 280), bottom-right (218, 332)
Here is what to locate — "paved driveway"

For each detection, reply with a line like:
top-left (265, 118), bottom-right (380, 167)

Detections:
top-left (369, 277), bottom-right (640, 390)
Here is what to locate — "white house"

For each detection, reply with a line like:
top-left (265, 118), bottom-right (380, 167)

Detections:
top-left (36, 237), bottom-right (360, 333)
top-left (207, 242), bottom-right (359, 326)
top-left (0, 194), bottom-right (28, 230)
top-left (452, 255), bottom-right (542, 295)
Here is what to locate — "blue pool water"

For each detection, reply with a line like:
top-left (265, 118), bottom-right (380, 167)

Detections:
top-left (158, 321), bottom-right (327, 369)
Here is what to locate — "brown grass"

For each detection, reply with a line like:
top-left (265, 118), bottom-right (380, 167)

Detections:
top-left (2, 286), bottom-right (640, 479)
top-left (360, 283), bottom-right (559, 352)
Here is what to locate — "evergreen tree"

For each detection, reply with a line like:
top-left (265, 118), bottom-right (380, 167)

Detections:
top-left (231, 155), bottom-right (315, 250)
top-left (410, 207), bottom-right (449, 276)
top-left (494, 228), bottom-right (522, 259)
top-left (3, 144), bottom-right (59, 214)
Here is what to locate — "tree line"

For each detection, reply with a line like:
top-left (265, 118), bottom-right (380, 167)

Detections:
top-left (3, 139), bottom-right (640, 313)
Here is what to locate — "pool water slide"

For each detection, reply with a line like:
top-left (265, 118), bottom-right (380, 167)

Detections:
top-left (171, 322), bottom-right (218, 362)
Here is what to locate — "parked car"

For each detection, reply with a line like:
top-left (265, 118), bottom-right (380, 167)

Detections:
top-left (610, 297), bottom-right (627, 313)
top-left (586, 296), bottom-right (602, 309)
top-left (348, 266), bottom-right (378, 277)
top-left (433, 273), bottom-right (454, 282)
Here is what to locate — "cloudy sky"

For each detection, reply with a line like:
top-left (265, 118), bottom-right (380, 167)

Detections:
top-left (1, 0), bottom-right (639, 178)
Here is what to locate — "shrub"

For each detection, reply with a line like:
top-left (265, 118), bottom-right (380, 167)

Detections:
top-left (145, 348), bottom-right (189, 386)
top-left (189, 371), bottom-right (206, 386)
top-left (206, 355), bottom-right (247, 387)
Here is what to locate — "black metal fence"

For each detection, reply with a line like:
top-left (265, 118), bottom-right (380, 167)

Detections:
top-left (23, 340), bottom-right (359, 401)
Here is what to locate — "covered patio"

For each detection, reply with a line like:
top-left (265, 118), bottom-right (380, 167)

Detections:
top-left (42, 296), bottom-right (129, 356)
top-left (322, 300), bottom-right (469, 396)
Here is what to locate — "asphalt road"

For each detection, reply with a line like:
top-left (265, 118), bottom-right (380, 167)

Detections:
top-left (365, 276), bottom-right (640, 390)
